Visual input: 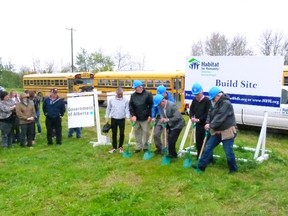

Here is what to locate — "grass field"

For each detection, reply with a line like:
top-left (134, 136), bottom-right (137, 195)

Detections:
top-left (0, 107), bottom-right (288, 216)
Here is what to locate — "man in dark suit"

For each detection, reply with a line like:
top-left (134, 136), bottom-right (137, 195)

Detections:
top-left (153, 94), bottom-right (185, 158)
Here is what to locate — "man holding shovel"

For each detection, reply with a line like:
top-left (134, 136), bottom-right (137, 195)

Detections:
top-left (189, 83), bottom-right (211, 159)
top-left (153, 94), bottom-right (185, 159)
top-left (129, 80), bottom-right (154, 153)
top-left (152, 85), bottom-right (175, 155)
top-left (193, 86), bottom-right (238, 174)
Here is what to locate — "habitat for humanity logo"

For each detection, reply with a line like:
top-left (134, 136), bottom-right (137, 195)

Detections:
top-left (188, 58), bottom-right (200, 69)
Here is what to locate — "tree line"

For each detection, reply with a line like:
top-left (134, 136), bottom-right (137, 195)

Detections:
top-left (1, 29), bottom-right (288, 88)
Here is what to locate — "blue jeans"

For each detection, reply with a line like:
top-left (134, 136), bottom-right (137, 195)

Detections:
top-left (0, 121), bottom-right (13, 147)
top-left (35, 110), bottom-right (42, 133)
top-left (68, 128), bottom-right (81, 138)
top-left (199, 133), bottom-right (238, 172)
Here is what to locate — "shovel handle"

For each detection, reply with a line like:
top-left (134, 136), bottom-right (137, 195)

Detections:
top-left (128, 126), bottom-right (134, 144)
top-left (198, 131), bottom-right (209, 160)
top-left (148, 124), bottom-right (155, 144)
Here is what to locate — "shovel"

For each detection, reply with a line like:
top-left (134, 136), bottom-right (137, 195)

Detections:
top-left (143, 122), bottom-right (155, 160)
top-left (161, 123), bottom-right (171, 165)
top-left (122, 122), bottom-right (135, 158)
top-left (183, 123), bottom-right (196, 168)
top-left (194, 130), bottom-right (209, 173)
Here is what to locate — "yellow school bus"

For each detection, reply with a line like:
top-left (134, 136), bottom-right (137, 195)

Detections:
top-left (283, 66), bottom-right (288, 86)
top-left (23, 72), bottom-right (94, 98)
top-left (94, 71), bottom-right (186, 113)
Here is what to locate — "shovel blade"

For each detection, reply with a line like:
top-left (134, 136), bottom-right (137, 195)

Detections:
top-left (143, 151), bottom-right (154, 160)
top-left (161, 156), bottom-right (171, 165)
top-left (122, 151), bottom-right (131, 158)
top-left (123, 144), bottom-right (132, 158)
top-left (183, 158), bottom-right (193, 168)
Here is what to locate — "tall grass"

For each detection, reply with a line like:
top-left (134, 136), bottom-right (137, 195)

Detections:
top-left (0, 107), bottom-right (287, 216)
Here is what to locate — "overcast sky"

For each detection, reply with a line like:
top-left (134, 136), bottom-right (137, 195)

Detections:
top-left (0, 0), bottom-right (287, 71)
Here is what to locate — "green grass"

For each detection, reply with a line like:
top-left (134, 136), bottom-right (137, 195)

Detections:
top-left (0, 107), bottom-right (288, 216)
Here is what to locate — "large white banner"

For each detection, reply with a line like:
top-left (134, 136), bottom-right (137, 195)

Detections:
top-left (67, 95), bottom-right (95, 128)
top-left (185, 56), bottom-right (284, 107)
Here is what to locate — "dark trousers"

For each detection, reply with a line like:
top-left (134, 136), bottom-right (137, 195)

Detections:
top-left (195, 124), bottom-right (207, 159)
top-left (167, 128), bottom-right (182, 157)
top-left (45, 117), bottom-right (62, 145)
top-left (111, 118), bottom-right (125, 149)
top-left (20, 123), bottom-right (35, 147)
top-left (12, 116), bottom-right (20, 143)
top-left (153, 118), bottom-right (163, 151)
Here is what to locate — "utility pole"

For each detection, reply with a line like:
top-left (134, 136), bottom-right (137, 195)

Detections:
top-left (66, 27), bottom-right (76, 72)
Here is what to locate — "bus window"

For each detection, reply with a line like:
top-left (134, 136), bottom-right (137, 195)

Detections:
top-left (281, 88), bottom-right (288, 104)
top-left (50, 80), bottom-right (55, 86)
top-left (105, 80), bottom-right (111, 86)
top-left (147, 80), bottom-right (154, 88)
top-left (98, 79), bottom-right (105, 86)
top-left (29, 80), bottom-right (34, 85)
top-left (284, 76), bottom-right (288, 86)
top-left (111, 80), bottom-right (118, 86)
top-left (155, 80), bottom-right (162, 87)
top-left (59, 80), bottom-right (64, 86)
top-left (163, 80), bottom-right (171, 88)
top-left (75, 79), bottom-right (84, 84)
top-left (55, 80), bottom-right (59, 86)
top-left (64, 80), bottom-right (68, 86)
top-left (174, 79), bottom-right (181, 90)
top-left (125, 80), bottom-right (132, 87)
top-left (140, 80), bottom-right (146, 87)
top-left (119, 80), bottom-right (124, 86)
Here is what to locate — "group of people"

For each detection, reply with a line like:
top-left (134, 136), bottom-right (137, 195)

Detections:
top-left (105, 81), bottom-right (238, 174)
top-left (0, 89), bottom-right (42, 148)
top-left (0, 88), bottom-right (67, 148)
top-left (1, 82), bottom-right (238, 174)
top-left (105, 81), bottom-right (185, 159)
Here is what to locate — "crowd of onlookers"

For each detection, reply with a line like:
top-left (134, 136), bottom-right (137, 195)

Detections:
top-left (0, 89), bottom-right (42, 148)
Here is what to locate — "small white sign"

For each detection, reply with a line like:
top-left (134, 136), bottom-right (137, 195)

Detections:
top-left (67, 95), bottom-right (95, 128)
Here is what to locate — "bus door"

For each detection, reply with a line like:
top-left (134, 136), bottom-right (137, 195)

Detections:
top-left (173, 78), bottom-right (181, 106)
top-left (68, 79), bottom-right (74, 93)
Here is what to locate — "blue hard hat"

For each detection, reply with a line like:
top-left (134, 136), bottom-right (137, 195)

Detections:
top-left (132, 80), bottom-right (143, 88)
top-left (191, 83), bottom-right (203, 95)
top-left (157, 85), bottom-right (166, 95)
top-left (154, 94), bottom-right (164, 106)
top-left (208, 86), bottom-right (221, 100)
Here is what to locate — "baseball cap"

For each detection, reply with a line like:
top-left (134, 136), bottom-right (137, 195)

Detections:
top-left (50, 88), bottom-right (58, 94)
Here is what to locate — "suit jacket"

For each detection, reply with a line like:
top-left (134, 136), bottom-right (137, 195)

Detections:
top-left (160, 100), bottom-right (185, 130)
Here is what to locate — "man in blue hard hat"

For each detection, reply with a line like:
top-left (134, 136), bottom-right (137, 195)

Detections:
top-left (129, 80), bottom-right (154, 153)
top-left (193, 86), bottom-right (238, 174)
top-left (152, 85), bottom-right (175, 154)
top-left (153, 94), bottom-right (185, 158)
top-left (189, 83), bottom-right (211, 159)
